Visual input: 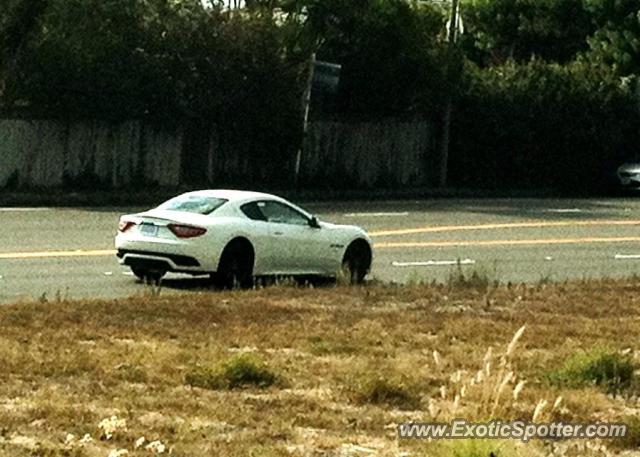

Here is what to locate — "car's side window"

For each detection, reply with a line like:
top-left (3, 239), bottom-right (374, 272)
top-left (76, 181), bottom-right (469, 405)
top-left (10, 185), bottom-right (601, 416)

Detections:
top-left (259, 201), bottom-right (309, 226)
top-left (240, 202), bottom-right (268, 221)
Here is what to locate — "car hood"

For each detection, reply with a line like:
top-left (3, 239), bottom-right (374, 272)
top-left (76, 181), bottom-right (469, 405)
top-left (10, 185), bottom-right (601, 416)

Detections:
top-left (320, 220), bottom-right (369, 237)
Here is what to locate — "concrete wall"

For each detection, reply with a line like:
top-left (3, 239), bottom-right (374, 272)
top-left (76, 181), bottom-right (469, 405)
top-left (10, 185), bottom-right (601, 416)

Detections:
top-left (0, 118), bottom-right (434, 189)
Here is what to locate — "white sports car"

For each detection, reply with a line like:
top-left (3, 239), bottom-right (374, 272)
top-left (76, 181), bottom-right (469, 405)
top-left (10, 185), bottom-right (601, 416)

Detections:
top-left (115, 190), bottom-right (373, 287)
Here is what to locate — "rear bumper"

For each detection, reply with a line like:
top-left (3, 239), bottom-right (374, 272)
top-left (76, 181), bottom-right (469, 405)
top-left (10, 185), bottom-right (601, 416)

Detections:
top-left (115, 231), bottom-right (222, 272)
top-left (117, 249), bottom-right (209, 274)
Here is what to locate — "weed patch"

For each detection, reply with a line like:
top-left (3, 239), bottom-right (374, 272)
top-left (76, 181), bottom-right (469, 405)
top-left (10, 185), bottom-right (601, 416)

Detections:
top-left (353, 376), bottom-right (421, 410)
top-left (442, 439), bottom-right (524, 457)
top-left (446, 263), bottom-right (496, 291)
top-left (546, 348), bottom-right (635, 394)
top-left (186, 355), bottom-right (278, 390)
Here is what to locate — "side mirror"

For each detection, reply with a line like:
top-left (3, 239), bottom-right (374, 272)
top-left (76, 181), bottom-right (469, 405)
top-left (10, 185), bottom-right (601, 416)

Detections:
top-left (309, 216), bottom-right (321, 228)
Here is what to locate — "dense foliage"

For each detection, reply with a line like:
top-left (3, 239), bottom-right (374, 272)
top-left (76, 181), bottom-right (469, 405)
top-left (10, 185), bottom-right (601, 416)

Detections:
top-left (0, 0), bottom-right (452, 120)
top-left (451, 60), bottom-right (640, 192)
top-left (1, 0), bottom-right (639, 191)
top-left (585, 0), bottom-right (640, 76)
top-left (306, 0), bottom-right (448, 117)
top-left (460, 0), bottom-right (595, 65)
top-left (453, 0), bottom-right (640, 192)
top-left (1, 0), bottom-right (301, 122)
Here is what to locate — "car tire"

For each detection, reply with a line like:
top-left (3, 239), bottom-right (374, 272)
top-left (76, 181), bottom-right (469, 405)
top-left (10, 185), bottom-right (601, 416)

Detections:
top-left (341, 240), bottom-right (372, 285)
top-left (215, 239), bottom-right (254, 289)
top-left (131, 267), bottom-right (166, 282)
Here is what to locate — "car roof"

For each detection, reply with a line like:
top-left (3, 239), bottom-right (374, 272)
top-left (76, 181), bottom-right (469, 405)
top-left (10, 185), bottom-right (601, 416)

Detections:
top-left (181, 189), bottom-right (283, 203)
top-left (175, 189), bottom-right (314, 219)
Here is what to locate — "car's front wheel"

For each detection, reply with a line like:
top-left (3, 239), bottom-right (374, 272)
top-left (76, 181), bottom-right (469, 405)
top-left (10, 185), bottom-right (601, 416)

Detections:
top-left (341, 240), bottom-right (372, 284)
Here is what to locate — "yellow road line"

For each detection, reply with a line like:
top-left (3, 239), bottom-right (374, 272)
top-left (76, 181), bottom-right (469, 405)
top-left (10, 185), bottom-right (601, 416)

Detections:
top-left (370, 220), bottom-right (640, 237)
top-left (0, 249), bottom-right (116, 260)
top-left (3, 220), bottom-right (640, 259)
top-left (376, 236), bottom-right (640, 249)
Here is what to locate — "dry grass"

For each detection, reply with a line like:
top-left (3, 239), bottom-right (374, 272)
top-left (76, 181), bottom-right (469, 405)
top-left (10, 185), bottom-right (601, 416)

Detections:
top-left (1, 279), bottom-right (640, 456)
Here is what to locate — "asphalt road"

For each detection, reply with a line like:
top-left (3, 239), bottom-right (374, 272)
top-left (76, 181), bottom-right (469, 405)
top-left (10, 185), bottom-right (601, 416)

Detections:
top-left (3, 198), bottom-right (640, 303)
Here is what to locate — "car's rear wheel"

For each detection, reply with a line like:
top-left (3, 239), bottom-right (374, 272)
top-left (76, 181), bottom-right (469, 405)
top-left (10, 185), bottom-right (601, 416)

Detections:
top-left (341, 240), bottom-right (372, 284)
top-left (215, 239), bottom-right (254, 289)
top-left (131, 267), bottom-right (166, 282)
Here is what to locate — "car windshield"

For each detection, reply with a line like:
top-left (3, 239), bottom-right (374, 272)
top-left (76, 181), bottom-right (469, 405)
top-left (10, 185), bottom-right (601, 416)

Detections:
top-left (157, 195), bottom-right (227, 215)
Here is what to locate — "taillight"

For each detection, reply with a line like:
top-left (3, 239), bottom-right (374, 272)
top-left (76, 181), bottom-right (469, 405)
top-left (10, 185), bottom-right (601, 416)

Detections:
top-left (168, 224), bottom-right (207, 238)
top-left (118, 220), bottom-right (136, 233)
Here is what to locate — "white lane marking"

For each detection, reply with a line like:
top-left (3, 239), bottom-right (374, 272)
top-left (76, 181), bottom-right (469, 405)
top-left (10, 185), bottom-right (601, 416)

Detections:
top-left (544, 256), bottom-right (553, 261)
top-left (0, 207), bottom-right (52, 212)
top-left (345, 212), bottom-right (409, 217)
top-left (122, 272), bottom-right (135, 276)
top-left (544, 208), bottom-right (583, 213)
top-left (615, 254), bottom-right (640, 260)
top-left (0, 275), bottom-right (3, 279)
top-left (104, 272), bottom-right (113, 276)
top-left (392, 259), bottom-right (476, 267)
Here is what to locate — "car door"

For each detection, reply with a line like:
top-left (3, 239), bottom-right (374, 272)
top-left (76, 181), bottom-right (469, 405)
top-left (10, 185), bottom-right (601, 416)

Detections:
top-left (238, 201), bottom-right (280, 274)
top-left (257, 200), bottom-right (328, 274)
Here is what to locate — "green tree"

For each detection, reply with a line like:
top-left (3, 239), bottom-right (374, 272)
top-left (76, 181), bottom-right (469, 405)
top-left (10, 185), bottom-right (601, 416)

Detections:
top-left (0, 0), bottom-right (49, 103)
top-left (461, 0), bottom-right (595, 65)
top-left (2, 0), bottom-right (181, 117)
top-left (451, 59), bottom-right (640, 191)
top-left (0, 0), bottom-right (302, 123)
top-left (284, 0), bottom-right (448, 117)
top-left (584, 0), bottom-right (640, 76)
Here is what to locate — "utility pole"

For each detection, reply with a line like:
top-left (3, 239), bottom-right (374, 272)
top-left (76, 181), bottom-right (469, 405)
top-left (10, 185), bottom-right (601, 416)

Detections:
top-left (437, 0), bottom-right (460, 188)
top-left (294, 52), bottom-right (316, 187)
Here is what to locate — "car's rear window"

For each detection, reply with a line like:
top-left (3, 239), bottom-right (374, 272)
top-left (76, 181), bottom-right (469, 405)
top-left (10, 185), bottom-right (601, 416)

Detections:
top-left (158, 195), bottom-right (227, 215)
